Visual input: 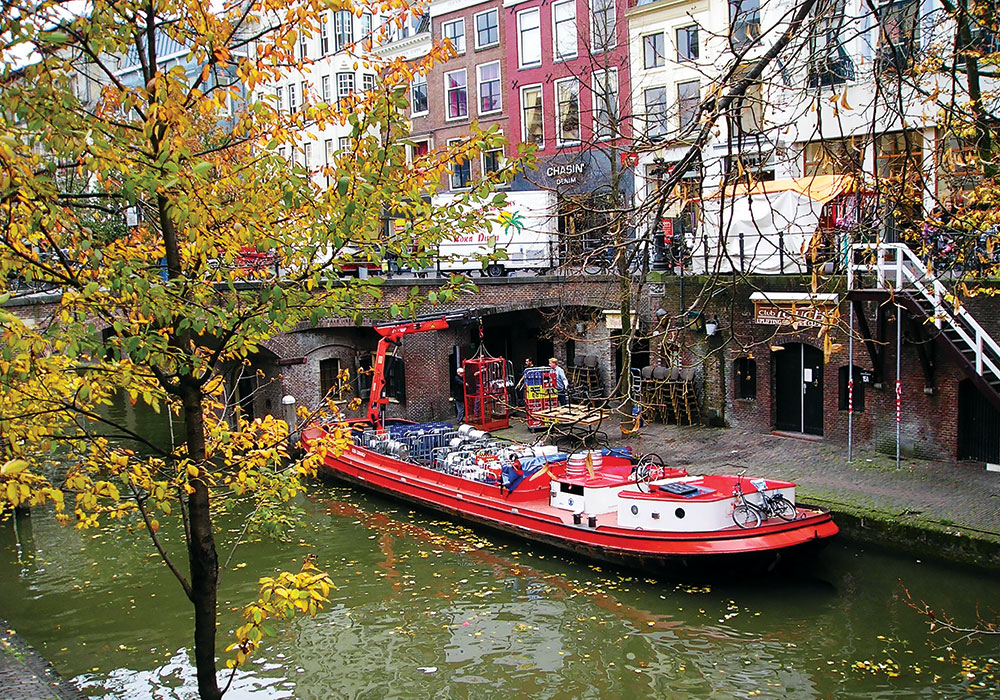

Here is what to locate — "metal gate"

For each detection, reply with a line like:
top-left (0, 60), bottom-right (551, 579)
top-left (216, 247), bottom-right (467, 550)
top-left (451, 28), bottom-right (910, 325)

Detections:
top-left (957, 379), bottom-right (1000, 462)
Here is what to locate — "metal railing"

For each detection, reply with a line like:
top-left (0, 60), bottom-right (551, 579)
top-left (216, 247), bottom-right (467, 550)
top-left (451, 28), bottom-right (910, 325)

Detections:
top-left (847, 242), bottom-right (1000, 387)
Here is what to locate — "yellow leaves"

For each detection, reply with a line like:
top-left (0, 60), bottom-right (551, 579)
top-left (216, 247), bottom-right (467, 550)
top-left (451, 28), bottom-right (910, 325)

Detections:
top-left (1, 459), bottom-right (29, 476)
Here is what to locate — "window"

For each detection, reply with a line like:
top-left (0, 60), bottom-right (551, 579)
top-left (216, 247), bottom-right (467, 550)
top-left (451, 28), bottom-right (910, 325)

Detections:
top-left (730, 0), bottom-right (760, 47)
top-left (643, 33), bottom-right (665, 68)
top-left (336, 72), bottom-right (354, 102)
top-left (445, 69), bottom-right (468, 119)
top-left (677, 80), bottom-right (700, 131)
top-left (335, 10), bottom-right (353, 51)
top-left (276, 86), bottom-right (284, 112)
top-left (320, 16), bottom-right (330, 55)
top-left (299, 30), bottom-right (308, 59)
top-left (338, 136), bottom-right (352, 151)
top-left (518, 9), bottom-right (541, 67)
top-left (443, 18), bottom-right (465, 54)
top-left (410, 139), bottom-right (430, 161)
top-left (361, 12), bottom-right (372, 40)
top-left (875, 0), bottom-right (919, 72)
top-left (288, 83), bottom-right (297, 113)
top-left (724, 152), bottom-right (775, 182)
top-left (483, 146), bottom-right (503, 175)
top-left (593, 69), bottom-right (618, 140)
top-left (324, 138), bottom-right (333, 165)
top-left (734, 357), bottom-right (757, 400)
top-left (356, 354), bottom-right (405, 403)
top-left (475, 9), bottom-right (499, 48)
top-left (320, 358), bottom-right (342, 400)
top-left (555, 78), bottom-right (580, 145)
top-left (838, 365), bottom-right (865, 412)
top-left (521, 85), bottom-right (543, 145)
top-left (301, 81), bottom-right (310, 105)
top-left (809, 0), bottom-right (854, 86)
top-left (591, 0), bottom-right (616, 52)
top-left (644, 87), bottom-right (668, 137)
top-left (803, 138), bottom-right (863, 176)
top-left (362, 73), bottom-right (376, 92)
top-left (320, 75), bottom-right (331, 103)
top-left (477, 62), bottom-right (501, 114)
top-left (448, 138), bottom-right (471, 189)
top-left (553, 1), bottom-right (578, 60)
top-left (677, 25), bottom-right (699, 61)
top-left (411, 75), bottom-right (428, 114)
top-left (731, 80), bottom-right (763, 134)
top-left (303, 142), bottom-right (312, 171)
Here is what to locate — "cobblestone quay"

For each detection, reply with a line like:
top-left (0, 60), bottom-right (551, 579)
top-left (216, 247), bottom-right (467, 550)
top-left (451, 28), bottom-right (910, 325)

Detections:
top-left (0, 622), bottom-right (86, 699)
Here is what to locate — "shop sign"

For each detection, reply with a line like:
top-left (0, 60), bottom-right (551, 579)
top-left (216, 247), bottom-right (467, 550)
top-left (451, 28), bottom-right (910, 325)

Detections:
top-left (750, 293), bottom-right (838, 329)
top-left (546, 161), bottom-right (587, 185)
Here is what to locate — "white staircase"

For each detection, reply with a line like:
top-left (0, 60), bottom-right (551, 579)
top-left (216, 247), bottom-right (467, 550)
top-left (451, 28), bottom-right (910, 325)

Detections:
top-left (846, 242), bottom-right (1000, 396)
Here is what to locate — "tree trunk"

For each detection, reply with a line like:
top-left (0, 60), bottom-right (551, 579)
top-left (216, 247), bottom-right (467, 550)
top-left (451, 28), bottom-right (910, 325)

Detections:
top-left (181, 385), bottom-right (222, 700)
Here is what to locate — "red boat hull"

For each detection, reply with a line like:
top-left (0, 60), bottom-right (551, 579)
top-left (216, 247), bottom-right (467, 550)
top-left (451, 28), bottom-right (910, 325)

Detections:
top-left (308, 434), bottom-right (839, 574)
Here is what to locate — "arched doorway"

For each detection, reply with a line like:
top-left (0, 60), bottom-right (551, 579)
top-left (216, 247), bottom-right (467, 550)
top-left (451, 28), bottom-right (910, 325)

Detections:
top-left (774, 342), bottom-right (824, 436)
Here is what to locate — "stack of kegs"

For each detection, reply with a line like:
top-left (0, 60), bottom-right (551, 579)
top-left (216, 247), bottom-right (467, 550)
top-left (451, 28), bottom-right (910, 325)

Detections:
top-left (565, 451), bottom-right (603, 479)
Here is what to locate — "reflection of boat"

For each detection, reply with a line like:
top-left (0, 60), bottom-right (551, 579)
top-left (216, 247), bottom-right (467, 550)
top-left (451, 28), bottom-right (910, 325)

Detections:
top-left (302, 316), bottom-right (838, 573)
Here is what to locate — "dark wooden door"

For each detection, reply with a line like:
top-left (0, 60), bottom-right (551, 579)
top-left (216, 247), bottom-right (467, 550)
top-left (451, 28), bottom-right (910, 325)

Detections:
top-left (958, 379), bottom-right (1000, 462)
top-left (774, 343), bottom-right (824, 436)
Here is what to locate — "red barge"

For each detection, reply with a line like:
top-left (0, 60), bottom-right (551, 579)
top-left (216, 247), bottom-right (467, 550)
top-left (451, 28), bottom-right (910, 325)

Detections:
top-left (302, 317), bottom-right (838, 573)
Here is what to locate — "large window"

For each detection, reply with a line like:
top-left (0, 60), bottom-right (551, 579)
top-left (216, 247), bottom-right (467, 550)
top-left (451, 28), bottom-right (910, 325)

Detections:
top-left (644, 87), bottom-right (668, 138)
top-left (446, 69), bottom-right (468, 119)
top-left (591, 0), bottom-right (616, 52)
top-left (336, 72), bottom-right (354, 103)
top-left (483, 144), bottom-right (503, 175)
top-left (875, 0), bottom-right (920, 71)
top-left (320, 358), bottom-right (342, 400)
top-left (475, 9), bottom-right (499, 48)
top-left (677, 80), bottom-right (700, 131)
top-left (448, 138), bottom-right (471, 189)
top-left (478, 62), bottom-right (502, 114)
top-left (518, 9), bottom-right (541, 67)
top-left (334, 10), bottom-right (353, 51)
top-left (643, 33), bottom-right (665, 68)
top-left (677, 25), bottom-right (699, 61)
top-left (411, 75), bottom-right (428, 114)
top-left (803, 138), bottom-right (863, 176)
top-left (521, 85), bottom-right (544, 145)
top-left (730, 0), bottom-right (760, 47)
top-left (808, 0), bottom-right (854, 86)
top-left (593, 69), bottom-right (618, 141)
top-left (553, 0), bottom-right (578, 60)
top-left (734, 357), bottom-right (757, 400)
top-left (443, 18), bottom-right (465, 54)
top-left (320, 16), bottom-right (330, 55)
top-left (555, 78), bottom-right (580, 145)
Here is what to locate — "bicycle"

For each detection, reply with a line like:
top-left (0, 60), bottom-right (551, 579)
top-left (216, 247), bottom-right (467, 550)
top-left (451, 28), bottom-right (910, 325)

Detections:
top-left (731, 472), bottom-right (796, 528)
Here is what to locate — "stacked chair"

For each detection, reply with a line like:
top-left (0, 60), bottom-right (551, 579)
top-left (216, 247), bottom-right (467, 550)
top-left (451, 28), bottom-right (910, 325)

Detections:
top-left (569, 355), bottom-right (604, 405)
top-left (636, 365), bottom-right (701, 426)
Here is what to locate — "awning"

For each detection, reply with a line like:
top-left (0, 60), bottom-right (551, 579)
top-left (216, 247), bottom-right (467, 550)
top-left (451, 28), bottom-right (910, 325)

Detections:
top-left (708, 174), bottom-right (860, 204)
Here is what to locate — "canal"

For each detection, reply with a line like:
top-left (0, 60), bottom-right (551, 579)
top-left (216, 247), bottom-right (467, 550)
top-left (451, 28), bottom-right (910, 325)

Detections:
top-left (1, 479), bottom-right (998, 699)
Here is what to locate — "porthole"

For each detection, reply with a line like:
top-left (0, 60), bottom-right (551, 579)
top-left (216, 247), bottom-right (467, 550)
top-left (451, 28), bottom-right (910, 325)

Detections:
top-left (675, 508), bottom-right (685, 519)
top-left (630, 505), bottom-right (639, 515)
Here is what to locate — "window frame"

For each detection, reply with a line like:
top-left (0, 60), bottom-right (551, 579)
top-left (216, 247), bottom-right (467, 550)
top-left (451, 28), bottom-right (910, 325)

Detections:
top-left (411, 74), bottom-right (428, 115)
top-left (442, 17), bottom-right (466, 54)
top-left (730, 0), bottom-right (761, 48)
top-left (474, 8), bottom-right (500, 49)
top-left (517, 8), bottom-right (542, 68)
top-left (482, 141), bottom-right (503, 176)
top-left (448, 138), bottom-right (472, 190)
top-left (445, 68), bottom-right (469, 120)
top-left (644, 86), bottom-right (668, 138)
top-left (320, 16), bottom-right (330, 55)
top-left (320, 75), bottom-right (331, 103)
top-left (552, 0), bottom-right (578, 62)
top-left (336, 72), bottom-right (355, 103)
top-left (643, 33), bottom-right (666, 69)
top-left (520, 84), bottom-right (544, 146)
top-left (676, 24), bottom-right (699, 62)
top-left (477, 61), bottom-right (502, 115)
top-left (592, 68), bottom-right (618, 141)
top-left (334, 10), bottom-right (354, 51)
top-left (734, 357), bottom-right (757, 400)
top-left (676, 79), bottom-right (700, 132)
top-left (590, 0), bottom-right (616, 53)
top-left (555, 77), bottom-right (581, 146)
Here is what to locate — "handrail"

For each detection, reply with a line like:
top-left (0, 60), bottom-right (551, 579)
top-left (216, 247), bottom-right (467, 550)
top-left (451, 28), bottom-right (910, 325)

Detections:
top-left (847, 242), bottom-right (1000, 386)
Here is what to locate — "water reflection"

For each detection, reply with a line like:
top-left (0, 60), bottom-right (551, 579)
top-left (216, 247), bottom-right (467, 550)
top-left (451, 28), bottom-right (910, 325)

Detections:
top-left (0, 483), bottom-right (997, 699)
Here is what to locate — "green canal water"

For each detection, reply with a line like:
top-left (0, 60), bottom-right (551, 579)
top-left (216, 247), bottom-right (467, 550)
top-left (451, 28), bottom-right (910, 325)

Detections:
top-left (1, 482), bottom-right (999, 699)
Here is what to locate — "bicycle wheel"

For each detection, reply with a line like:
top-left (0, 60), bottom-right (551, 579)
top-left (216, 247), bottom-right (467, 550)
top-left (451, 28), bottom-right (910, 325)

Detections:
top-left (732, 504), bottom-right (761, 529)
top-left (771, 495), bottom-right (797, 521)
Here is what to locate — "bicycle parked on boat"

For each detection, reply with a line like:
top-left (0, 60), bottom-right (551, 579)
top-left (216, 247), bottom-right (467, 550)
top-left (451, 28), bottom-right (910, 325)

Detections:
top-left (731, 472), bottom-right (796, 528)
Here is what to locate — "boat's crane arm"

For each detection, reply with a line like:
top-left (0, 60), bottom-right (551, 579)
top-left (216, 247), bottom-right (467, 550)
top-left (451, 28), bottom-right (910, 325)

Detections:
top-left (367, 316), bottom-right (458, 429)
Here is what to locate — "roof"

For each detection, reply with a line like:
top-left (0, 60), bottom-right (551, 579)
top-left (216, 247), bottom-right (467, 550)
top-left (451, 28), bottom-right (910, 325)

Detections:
top-left (710, 174), bottom-right (861, 204)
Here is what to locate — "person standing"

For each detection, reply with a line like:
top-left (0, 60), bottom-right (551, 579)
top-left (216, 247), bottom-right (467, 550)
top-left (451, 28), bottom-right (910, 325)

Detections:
top-left (452, 366), bottom-right (466, 423)
top-left (549, 357), bottom-right (569, 406)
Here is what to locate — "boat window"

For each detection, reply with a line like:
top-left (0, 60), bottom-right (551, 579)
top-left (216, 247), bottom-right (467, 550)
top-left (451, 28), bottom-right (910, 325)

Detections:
top-left (560, 483), bottom-right (584, 495)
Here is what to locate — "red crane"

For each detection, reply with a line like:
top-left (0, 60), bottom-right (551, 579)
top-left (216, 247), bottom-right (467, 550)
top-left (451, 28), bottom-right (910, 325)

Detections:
top-left (367, 316), bottom-right (454, 430)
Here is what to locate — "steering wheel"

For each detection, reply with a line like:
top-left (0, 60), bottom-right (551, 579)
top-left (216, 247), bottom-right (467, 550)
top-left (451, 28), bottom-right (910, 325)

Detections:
top-left (634, 453), bottom-right (665, 493)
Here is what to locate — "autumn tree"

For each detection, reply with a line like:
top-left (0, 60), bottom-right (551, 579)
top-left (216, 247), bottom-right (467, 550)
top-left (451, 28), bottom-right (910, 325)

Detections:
top-left (0, 1), bottom-right (517, 698)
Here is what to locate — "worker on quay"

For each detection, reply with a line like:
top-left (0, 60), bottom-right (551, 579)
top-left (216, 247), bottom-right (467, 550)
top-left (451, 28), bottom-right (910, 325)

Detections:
top-left (549, 357), bottom-right (569, 406)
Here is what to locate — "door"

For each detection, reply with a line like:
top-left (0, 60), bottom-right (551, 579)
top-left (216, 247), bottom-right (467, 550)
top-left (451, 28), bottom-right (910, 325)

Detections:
top-left (774, 343), bottom-right (824, 436)
top-left (957, 379), bottom-right (1000, 462)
